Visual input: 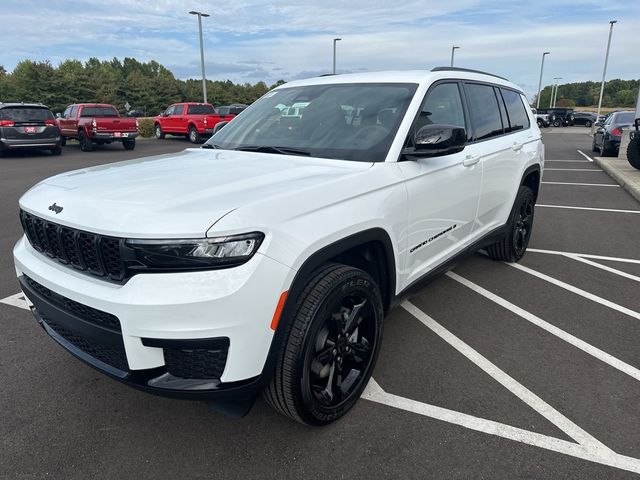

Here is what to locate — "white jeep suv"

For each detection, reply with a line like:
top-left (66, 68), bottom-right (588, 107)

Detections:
top-left (13, 68), bottom-right (543, 425)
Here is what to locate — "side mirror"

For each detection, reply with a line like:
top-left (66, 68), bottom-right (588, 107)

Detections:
top-left (413, 124), bottom-right (466, 157)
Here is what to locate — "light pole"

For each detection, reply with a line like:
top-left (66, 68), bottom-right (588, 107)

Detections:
top-left (536, 51), bottom-right (550, 109)
top-left (551, 77), bottom-right (562, 107)
top-left (595, 20), bottom-right (617, 130)
top-left (189, 10), bottom-right (210, 103)
top-left (450, 46), bottom-right (460, 67)
top-left (332, 38), bottom-right (342, 74)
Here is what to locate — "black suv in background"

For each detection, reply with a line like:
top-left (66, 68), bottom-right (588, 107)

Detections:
top-left (537, 108), bottom-right (575, 127)
top-left (0, 103), bottom-right (62, 156)
top-left (216, 104), bottom-right (248, 116)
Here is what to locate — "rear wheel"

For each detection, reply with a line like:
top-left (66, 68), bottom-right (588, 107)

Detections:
top-left (553, 119), bottom-right (562, 127)
top-left (486, 186), bottom-right (535, 262)
top-left (585, 120), bottom-right (592, 128)
top-left (264, 263), bottom-right (383, 425)
top-left (60, 136), bottom-right (66, 147)
top-left (592, 137), bottom-right (599, 153)
top-left (627, 137), bottom-right (640, 170)
top-left (537, 119), bottom-right (543, 128)
top-left (155, 124), bottom-right (165, 139)
top-left (50, 145), bottom-right (62, 156)
top-left (123, 139), bottom-right (136, 150)
top-left (189, 126), bottom-right (202, 144)
top-left (78, 131), bottom-right (93, 152)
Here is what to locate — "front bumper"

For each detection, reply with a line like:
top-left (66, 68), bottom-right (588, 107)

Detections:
top-left (14, 236), bottom-right (294, 399)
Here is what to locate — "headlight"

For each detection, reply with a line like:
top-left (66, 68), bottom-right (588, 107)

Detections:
top-left (125, 232), bottom-right (264, 272)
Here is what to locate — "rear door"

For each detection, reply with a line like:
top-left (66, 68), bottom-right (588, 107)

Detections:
top-left (172, 104), bottom-right (186, 133)
top-left (401, 81), bottom-right (483, 285)
top-left (466, 83), bottom-right (534, 235)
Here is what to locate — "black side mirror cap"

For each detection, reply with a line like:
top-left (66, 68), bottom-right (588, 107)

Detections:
top-left (405, 124), bottom-right (466, 158)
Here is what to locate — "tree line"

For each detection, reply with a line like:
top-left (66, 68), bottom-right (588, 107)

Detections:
top-left (534, 78), bottom-right (639, 109)
top-left (0, 58), bottom-right (286, 115)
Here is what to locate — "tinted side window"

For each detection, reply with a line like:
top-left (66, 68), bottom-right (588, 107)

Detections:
top-left (501, 88), bottom-right (530, 132)
top-left (416, 82), bottom-right (466, 131)
top-left (174, 104), bottom-right (185, 115)
top-left (465, 83), bottom-right (503, 141)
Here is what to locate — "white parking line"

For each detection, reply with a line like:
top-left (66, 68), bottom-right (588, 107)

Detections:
top-left (541, 182), bottom-right (619, 187)
top-left (527, 248), bottom-right (640, 265)
top-left (401, 300), bottom-right (612, 453)
top-left (505, 262), bottom-right (640, 321)
top-left (543, 168), bottom-right (602, 172)
top-left (546, 160), bottom-right (591, 163)
top-left (0, 292), bottom-right (30, 310)
top-left (363, 378), bottom-right (640, 474)
top-left (565, 255), bottom-right (640, 283)
top-left (446, 271), bottom-right (640, 380)
top-left (536, 204), bottom-right (640, 214)
top-left (577, 150), bottom-right (595, 162)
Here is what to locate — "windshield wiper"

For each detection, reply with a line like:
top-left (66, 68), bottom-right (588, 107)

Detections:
top-left (201, 143), bottom-right (221, 149)
top-left (234, 145), bottom-right (311, 156)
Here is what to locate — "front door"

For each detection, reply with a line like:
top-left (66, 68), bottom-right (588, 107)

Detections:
top-left (400, 81), bottom-right (483, 286)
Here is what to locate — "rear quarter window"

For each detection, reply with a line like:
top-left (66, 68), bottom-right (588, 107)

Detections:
top-left (500, 89), bottom-right (530, 132)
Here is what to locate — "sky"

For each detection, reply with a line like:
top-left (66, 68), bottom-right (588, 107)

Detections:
top-left (1, 0), bottom-right (638, 100)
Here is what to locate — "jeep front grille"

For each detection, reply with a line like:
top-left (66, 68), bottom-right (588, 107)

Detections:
top-left (20, 210), bottom-right (126, 282)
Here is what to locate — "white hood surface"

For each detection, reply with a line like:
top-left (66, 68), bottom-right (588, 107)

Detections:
top-left (19, 148), bottom-right (372, 238)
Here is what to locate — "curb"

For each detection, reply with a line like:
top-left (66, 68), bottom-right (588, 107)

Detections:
top-left (592, 155), bottom-right (640, 204)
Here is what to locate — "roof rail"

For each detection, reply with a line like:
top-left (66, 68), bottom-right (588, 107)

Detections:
top-left (431, 67), bottom-right (508, 81)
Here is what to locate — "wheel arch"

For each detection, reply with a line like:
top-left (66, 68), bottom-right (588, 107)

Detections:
top-left (520, 163), bottom-right (541, 202)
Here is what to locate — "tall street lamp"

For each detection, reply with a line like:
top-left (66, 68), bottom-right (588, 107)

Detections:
top-left (595, 20), bottom-right (617, 130)
top-left (450, 46), bottom-right (460, 67)
top-left (189, 10), bottom-right (210, 103)
top-left (551, 77), bottom-right (562, 108)
top-left (536, 51), bottom-right (550, 109)
top-left (333, 38), bottom-right (342, 74)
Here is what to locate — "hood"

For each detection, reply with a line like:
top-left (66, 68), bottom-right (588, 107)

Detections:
top-left (19, 148), bottom-right (372, 238)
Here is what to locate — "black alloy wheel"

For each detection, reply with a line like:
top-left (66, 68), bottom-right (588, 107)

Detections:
top-left (264, 263), bottom-right (383, 425)
top-left (512, 193), bottom-right (534, 258)
top-left (486, 185), bottom-right (535, 262)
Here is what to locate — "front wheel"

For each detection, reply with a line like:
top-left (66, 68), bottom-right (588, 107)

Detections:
top-left (553, 119), bottom-right (562, 127)
top-left (585, 120), bottom-right (592, 128)
top-left (537, 119), bottom-right (543, 128)
top-left (264, 264), bottom-right (384, 425)
top-left (122, 139), bottom-right (136, 150)
top-left (486, 186), bottom-right (535, 262)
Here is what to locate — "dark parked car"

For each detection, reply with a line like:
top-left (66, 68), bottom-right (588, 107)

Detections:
top-left (0, 103), bottom-right (62, 156)
top-left (546, 108), bottom-right (574, 127)
top-left (592, 111), bottom-right (636, 156)
top-left (215, 104), bottom-right (248, 116)
top-left (572, 111), bottom-right (596, 127)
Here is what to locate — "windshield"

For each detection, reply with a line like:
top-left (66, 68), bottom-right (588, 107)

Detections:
top-left (80, 107), bottom-right (118, 117)
top-left (188, 104), bottom-right (216, 115)
top-left (1, 107), bottom-right (54, 123)
top-left (205, 82), bottom-right (418, 162)
top-left (614, 112), bottom-right (635, 124)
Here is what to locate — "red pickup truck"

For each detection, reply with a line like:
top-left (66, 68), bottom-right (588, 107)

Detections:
top-left (154, 103), bottom-right (235, 143)
top-left (57, 104), bottom-right (138, 152)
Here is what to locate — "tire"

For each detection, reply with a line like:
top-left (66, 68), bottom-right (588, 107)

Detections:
top-left (585, 120), bottom-right (592, 128)
top-left (50, 145), bottom-right (62, 156)
top-left (122, 139), bottom-right (136, 150)
top-left (486, 186), bottom-right (535, 263)
top-left (592, 137), bottom-right (599, 153)
top-left (78, 131), bottom-right (93, 152)
top-left (188, 126), bottom-right (202, 144)
top-left (60, 136), bottom-right (66, 147)
top-left (264, 263), bottom-right (384, 426)
top-left (155, 124), bottom-right (165, 139)
top-left (553, 119), bottom-right (562, 127)
top-left (627, 137), bottom-right (640, 170)
top-left (537, 119), bottom-right (543, 128)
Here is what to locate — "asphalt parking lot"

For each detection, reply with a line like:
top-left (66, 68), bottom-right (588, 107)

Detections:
top-left (2, 127), bottom-right (640, 479)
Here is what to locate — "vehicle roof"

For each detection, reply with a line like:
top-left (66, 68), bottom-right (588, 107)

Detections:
top-left (73, 103), bottom-right (118, 108)
top-left (174, 102), bottom-right (214, 106)
top-left (277, 69), bottom-right (524, 93)
top-left (0, 102), bottom-right (50, 108)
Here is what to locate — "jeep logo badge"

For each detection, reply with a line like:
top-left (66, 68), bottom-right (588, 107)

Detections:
top-left (48, 203), bottom-right (63, 214)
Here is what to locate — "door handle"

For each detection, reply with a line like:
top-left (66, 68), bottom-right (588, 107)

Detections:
top-left (463, 154), bottom-right (480, 167)
top-left (512, 142), bottom-right (523, 152)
